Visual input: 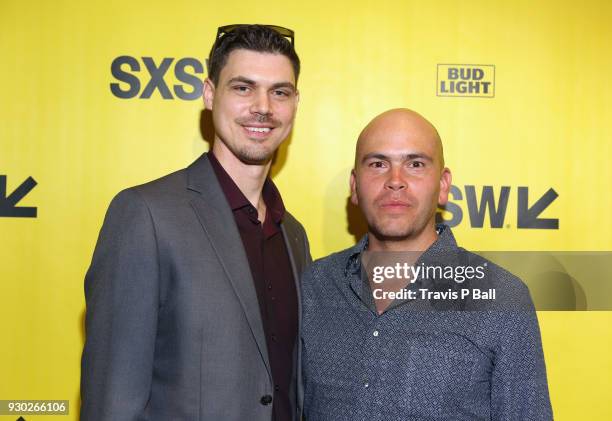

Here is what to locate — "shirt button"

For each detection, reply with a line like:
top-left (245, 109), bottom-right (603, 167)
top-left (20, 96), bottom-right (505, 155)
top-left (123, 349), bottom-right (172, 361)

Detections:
top-left (267, 284), bottom-right (272, 290)
top-left (260, 394), bottom-right (273, 405)
top-left (271, 334), bottom-right (277, 342)
top-left (274, 385), bottom-right (280, 392)
top-left (364, 382), bottom-right (369, 388)
top-left (373, 330), bottom-right (379, 337)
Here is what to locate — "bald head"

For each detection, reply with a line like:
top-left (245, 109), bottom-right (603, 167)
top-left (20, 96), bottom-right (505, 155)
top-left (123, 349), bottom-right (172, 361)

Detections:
top-left (350, 108), bottom-right (452, 250)
top-left (355, 109), bottom-right (444, 171)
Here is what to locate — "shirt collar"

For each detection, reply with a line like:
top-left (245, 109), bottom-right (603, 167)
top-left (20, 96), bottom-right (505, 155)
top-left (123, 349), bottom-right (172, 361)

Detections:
top-left (207, 151), bottom-right (285, 224)
top-left (344, 224), bottom-right (460, 276)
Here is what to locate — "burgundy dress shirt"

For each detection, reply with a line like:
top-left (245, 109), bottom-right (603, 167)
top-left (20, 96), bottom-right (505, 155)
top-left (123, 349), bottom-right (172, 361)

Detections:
top-left (208, 152), bottom-right (298, 421)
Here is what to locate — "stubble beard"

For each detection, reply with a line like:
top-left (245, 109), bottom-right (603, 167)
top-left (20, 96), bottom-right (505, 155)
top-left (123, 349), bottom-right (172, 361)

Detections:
top-left (366, 203), bottom-right (435, 244)
top-left (229, 115), bottom-right (285, 165)
top-left (369, 218), bottom-right (417, 242)
top-left (233, 141), bottom-right (276, 165)
top-left (214, 131), bottom-right (276, 165)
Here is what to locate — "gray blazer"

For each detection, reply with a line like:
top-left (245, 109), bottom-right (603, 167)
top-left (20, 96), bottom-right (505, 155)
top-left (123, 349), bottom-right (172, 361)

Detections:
top-left (81, 153), bottom-right (311, 421)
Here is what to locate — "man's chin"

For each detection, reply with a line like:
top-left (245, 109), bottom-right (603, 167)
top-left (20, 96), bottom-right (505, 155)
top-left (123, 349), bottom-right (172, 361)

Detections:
top-left (370, 225), bottom-right (415, 242)
top-left (236, 149), bottom-right (275, 165)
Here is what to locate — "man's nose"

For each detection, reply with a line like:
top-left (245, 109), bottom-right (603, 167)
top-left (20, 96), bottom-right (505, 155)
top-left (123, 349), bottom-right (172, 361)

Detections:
top-left (385, 167), bottom-right (406, 191)
top-left (250, 90), bottom-right (271, 117)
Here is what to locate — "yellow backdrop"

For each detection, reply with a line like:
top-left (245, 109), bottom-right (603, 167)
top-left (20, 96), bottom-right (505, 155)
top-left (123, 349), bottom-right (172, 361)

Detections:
top-left (2, 0), bottom-right (611, 419)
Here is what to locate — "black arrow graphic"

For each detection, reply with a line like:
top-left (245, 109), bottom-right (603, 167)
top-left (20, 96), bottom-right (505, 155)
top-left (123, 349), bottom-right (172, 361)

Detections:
top-left (0, 175), bottom-right (38, 218)
top-left (517, 187), bottom-right (558, 229)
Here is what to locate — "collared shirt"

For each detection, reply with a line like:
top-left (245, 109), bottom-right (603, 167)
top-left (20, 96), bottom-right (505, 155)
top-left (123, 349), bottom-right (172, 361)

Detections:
top-left (209, 152), bottom-right (297, 421)
top-left (301, 225), bottom-right (553, 421)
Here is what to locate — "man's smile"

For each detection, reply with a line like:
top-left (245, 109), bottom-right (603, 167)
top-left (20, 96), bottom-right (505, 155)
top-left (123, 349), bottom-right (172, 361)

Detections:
top-left (241, 124), bottom-right (275, 139)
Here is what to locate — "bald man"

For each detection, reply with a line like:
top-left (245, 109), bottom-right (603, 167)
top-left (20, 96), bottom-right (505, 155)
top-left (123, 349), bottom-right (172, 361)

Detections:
top-left (301, 109), bottom-right (552, 420)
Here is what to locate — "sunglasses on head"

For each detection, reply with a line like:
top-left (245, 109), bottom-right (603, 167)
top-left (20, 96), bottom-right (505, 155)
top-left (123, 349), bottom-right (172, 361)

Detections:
top-left (214, 24), bottom-right (295, 49)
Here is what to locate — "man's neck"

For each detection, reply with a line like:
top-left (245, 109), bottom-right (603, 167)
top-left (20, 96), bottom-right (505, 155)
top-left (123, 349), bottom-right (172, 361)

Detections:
top-left (367, 225), bottom-right (438, 253)
top-left (366, 224), bottom-right (439, 315)
top-left (211, 141), bottom-right (270, 212)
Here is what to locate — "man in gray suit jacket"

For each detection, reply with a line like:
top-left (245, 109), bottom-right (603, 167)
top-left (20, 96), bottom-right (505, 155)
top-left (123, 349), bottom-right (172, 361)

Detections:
top-left (81, 25), bottom-right (311, 421)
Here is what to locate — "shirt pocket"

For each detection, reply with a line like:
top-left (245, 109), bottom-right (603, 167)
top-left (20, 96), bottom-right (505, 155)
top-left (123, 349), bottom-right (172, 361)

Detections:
top-left (405, 345), bottom-right (478, 417)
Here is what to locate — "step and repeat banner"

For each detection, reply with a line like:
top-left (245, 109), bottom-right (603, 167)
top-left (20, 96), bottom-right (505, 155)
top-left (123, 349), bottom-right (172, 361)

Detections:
top-left (2, 0), bottom-right (611, 419)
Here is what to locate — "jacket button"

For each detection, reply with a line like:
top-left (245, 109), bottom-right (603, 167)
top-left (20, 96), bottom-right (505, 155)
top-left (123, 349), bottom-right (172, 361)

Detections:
top-left (260, 394), bottom-right (273, 405)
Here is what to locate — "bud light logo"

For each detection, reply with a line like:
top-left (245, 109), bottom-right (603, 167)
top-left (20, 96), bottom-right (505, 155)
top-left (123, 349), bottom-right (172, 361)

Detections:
top-left (437, 64), bottom-right (495, 98)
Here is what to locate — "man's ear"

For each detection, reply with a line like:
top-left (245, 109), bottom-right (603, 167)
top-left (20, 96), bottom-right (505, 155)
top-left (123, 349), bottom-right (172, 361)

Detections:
top-left (291, 89), bottom-right (300, 115)
top-left (203, 78), bottom-right (215, 110)
top-left (350, 170), bottom-right (359, 206)
top-left (438, 168), bottom-right (452, 206)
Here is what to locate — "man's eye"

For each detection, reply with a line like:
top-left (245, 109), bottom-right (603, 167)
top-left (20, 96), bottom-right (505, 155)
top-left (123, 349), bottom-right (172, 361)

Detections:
top-left (369, 161), bottom-right (386, 168)
top-left (409, 161), bottom-right (424, 168)
top-left (233, 85), bottom-right (250, 93)
top-left (273, 90), bottom-right (290, 97)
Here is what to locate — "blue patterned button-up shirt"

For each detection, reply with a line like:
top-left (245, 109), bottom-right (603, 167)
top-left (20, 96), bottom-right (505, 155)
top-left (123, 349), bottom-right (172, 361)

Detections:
top-left (301, 226), bottom-right (552, 421)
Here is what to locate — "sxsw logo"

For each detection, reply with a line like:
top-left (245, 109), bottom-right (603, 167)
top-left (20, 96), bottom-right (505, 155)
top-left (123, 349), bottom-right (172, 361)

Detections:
top-left (0, 175), bottom-right (37, 218)
top-left (437, 185), bottom-right (559, 229)
top-left (110, 56), bottom-right (205, 100)
top-left (437, 64), bottom-right (495, 98)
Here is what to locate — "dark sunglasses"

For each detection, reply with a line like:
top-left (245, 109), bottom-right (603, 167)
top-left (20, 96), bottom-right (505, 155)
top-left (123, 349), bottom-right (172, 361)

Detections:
top-left (214, 24), bottom-right (295, 49)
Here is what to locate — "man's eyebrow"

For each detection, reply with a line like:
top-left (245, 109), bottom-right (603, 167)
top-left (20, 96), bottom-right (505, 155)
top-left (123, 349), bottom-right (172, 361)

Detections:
top-left (226, 76), bottom-right (256, 86)
top-left (404, 153), bottom-right (433, 162)
top-left (271, 82), bottom-right (297, 91)
top-left (226, 77), bottom-right (296, 92)
top-left (361, 153), bottom-right (390, 163)
top-left (361, 152), bottom-right (434, 163)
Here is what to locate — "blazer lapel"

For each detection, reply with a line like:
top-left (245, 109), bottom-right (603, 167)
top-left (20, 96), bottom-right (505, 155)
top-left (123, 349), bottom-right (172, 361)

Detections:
top-left (186, 153), bottom-right (272, 378)
top-left (280, 220), bottom-right (307, 420)
top-left (280, 222), bottom-right (303, 322)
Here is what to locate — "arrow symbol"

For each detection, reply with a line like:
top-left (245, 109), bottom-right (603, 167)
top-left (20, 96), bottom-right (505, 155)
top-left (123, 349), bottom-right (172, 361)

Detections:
top-left (517, 187), bottom-right (558, 229)
top-left (0, 175), bottom-right (38, 218)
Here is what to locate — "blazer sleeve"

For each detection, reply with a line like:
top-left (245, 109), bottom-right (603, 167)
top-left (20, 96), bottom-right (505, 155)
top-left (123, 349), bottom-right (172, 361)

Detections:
top-left (80, 188), bottom-right (160, 421)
